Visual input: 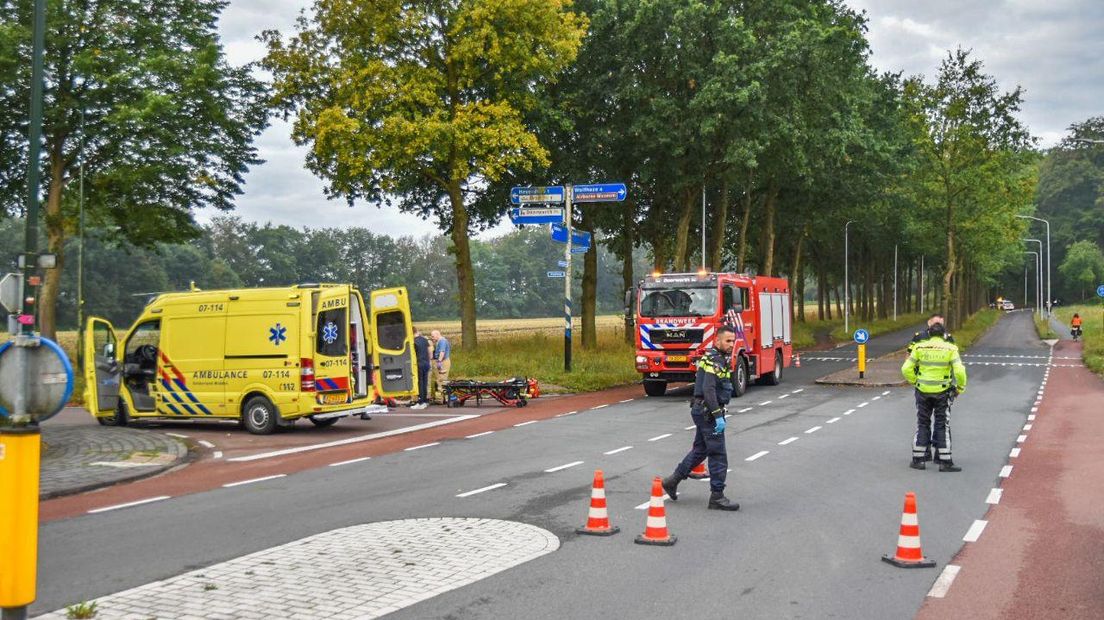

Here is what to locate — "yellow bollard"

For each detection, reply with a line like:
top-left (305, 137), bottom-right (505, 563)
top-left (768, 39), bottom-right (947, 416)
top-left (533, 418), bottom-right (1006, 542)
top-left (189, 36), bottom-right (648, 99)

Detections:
top-left (0, 426), bottom-right (40, 610)
top-left (858, 344), bottom-right (866, 379)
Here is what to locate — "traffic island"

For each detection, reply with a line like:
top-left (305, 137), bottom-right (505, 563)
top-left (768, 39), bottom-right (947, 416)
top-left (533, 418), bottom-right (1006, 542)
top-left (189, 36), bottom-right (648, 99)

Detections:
top-left (39, 425), bottom-right (190, 499)
top-left (815, 352), bottom-right (910, 387)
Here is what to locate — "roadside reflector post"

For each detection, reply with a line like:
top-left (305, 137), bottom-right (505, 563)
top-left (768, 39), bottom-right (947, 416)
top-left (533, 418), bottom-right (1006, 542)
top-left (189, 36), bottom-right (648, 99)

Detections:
top-left (0, 426), bottom-right (41, 613)
top-left (858, 344), bottom-right (866, 379)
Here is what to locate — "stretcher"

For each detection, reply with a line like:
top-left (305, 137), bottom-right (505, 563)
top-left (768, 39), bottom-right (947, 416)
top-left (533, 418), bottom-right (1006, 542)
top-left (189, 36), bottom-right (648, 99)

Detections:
top-left (443, 377), bottom-right (540, 408)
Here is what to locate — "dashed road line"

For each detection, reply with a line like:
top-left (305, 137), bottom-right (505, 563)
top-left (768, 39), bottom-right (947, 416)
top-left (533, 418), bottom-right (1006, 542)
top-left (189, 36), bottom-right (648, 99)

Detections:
top-left (927, 565), bottom-right (962, 598)
top-left (165, 433), bottom-right (188, 439)
top-left (198, 440), bottom-right (215, 449)
top-left (648, 433), bottom-right (673, 442)
top-left (745, 450), bottom-right (769, 462)
top-left (514, 420), bottom-right (538, 427)
top-left (777, 394), bottom-right (790, 400)
top-left (805, 426), bottom-right (822, 434)
top-left (1027, 414), bottom-right (1035, 421)
top-left (1023, 423), bottom-right (1032, 431)
top-left (466, 431), bottom-right (494, 439)
top-left (872, 396), bottom-right (881, 401)
top-left (792, 388), bottom-right (805, 394)
top-left (1016, 435), bottom-right (1027, 443)
top-left (842, 409), bottom-right (856, 416)
top-left (619, 399), bottom-right (634, 403)
top-left (328, 457), bottom-right (370, 467)
top-left (963, 519), bottom-right (988, 542)
top-left (223, 474), bottom-right (286, 488)
top-left (1030, 407), bottom-right (1038, 412)
top-left (604, 446), bottom-right (633, 455)
top-left (759, 400), bottom-right (773, 406)
top-left (985, 488), bottom-right (1003, 505)
top-left (456, 483), bottom-right (507, 498)
top-left (212, 451), bottom-right (223, 459)
top-left (826, 417), bottom-right (841, 424)
top-left (555, 411), bottom-right (578, 417)
top-left (999, 465), bottom-right (1013, 478)
top-left (405, 442), bottom-right (440, 451)
top-left (857, 402), bottom-right (870, 408)
top-left (591, 404), bottom-right (609, 410)
top-left (778, 437), bottom-right (799, 446)
top-left (1010, 447), bottom-right (1021, 458)
top-left (544, 461), bottom-right (584, 473)
top-left (881, 390), bottom-right (891, 396)
top-left (685, 425), bottom-right (697, 431)
top-left (737, 407), bottom-right (753, 413)
top-left (88, 496), bottom-right (171, 514)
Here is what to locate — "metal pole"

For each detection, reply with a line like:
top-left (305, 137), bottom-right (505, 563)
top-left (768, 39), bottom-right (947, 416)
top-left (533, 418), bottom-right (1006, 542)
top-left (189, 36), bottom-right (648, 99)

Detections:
top-left (920, 255), bottom-right (924, 314)
top-left (844, 221), bottom-right (853, 335)
top-left (1017, 215), bottom-right (1052, 315)
top-left (1024, 266), bottom-right (1027, 309)
top-left (1024, 251), bottom-right (1039, 316)
top-left (20, 0), bottom-right (47, 338)
top-left (1024, 239), bottom-right (1043, 316)
top-left (701, 185), bottom-right (706, 271)
top-left (564, 185), bottom-right (573, 373)
top-left (893, 244), bottom-right (898, 321)
top-left (77, 109), bottom-right (85, 367)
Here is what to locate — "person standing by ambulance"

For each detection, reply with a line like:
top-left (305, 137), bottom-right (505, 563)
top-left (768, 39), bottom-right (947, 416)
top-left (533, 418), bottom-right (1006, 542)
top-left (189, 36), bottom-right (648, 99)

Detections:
top-left (661, 325), bottom-right (741, 511)
top-left (412, 327), bottom-right (431, 409)
top-left (901, 321), bottom-right (967, 471)
top-left (429, 330), bottom-right (452, 404)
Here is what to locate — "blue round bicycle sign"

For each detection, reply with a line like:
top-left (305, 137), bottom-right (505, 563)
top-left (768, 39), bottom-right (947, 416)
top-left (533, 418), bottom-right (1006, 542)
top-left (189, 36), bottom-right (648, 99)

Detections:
top-left (853, 329), bottom-right (870, 344)
top-left (1097, 284), bottom-right (1104, 298)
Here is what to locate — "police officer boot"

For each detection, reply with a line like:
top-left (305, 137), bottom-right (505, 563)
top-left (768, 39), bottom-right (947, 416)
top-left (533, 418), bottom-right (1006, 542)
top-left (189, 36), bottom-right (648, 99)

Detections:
top-left (708, 492), bottom-right (740, 511)
top-left (938, 460), bottom-right (962, 472)
top-left (910, 457), bottom-right (926, 470)
top-left (662, 475), bottom-right (681, 502)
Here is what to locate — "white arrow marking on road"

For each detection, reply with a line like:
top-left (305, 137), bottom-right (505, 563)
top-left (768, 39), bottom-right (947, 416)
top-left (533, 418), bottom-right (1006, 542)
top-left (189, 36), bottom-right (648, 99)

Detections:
top-left (223, 474), bottom-right (286, 488)
top-left (604, 446), bottom-right (633, 455)
top-left (985, 488), bottom-right (1003, 505)
top-left (805, 426), bottom-right (822, 434)
top-left (963, 520), bottom-right (988, 542)
top-left (466, 431), bottom-right (494, 439)
top-left (405, 442), bottom-right (440, 451)
top-left (87, 496), bottom-right (171, 514)
top-left (999, 465), bottom-right (1013, 478)
top-left (1010, 447), bottom-right (1021, 458)
top-left (544, 461), bottom-right (584, 473)
top-left (514, 420), bottom-right (538, 427)
top-left (746, 451), bottom-right (769, 462)
top-left (826, 417), bottom-right (841, 424)
top-left (329, 457), bottom-right (370, 467)
top-left (648, 433), bottom-right (672, 442)
top-left (927, 565), bottom-right (962, 598)
top-left (779, 437), bottom-right (799, 446)
top-left (456, 483), bottom-right (507, 498)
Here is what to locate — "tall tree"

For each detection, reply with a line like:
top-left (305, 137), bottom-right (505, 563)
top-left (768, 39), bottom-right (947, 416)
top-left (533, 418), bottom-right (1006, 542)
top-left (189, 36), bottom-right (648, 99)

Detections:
top-left (262, 0), bottom-right (587, 349)
top-left (0, 0), bottom-right (268, 338)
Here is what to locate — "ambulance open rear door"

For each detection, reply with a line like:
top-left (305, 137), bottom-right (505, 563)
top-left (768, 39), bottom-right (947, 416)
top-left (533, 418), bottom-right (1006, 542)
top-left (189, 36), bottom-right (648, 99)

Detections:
top-left (369, 287), bottom-right (416, 398)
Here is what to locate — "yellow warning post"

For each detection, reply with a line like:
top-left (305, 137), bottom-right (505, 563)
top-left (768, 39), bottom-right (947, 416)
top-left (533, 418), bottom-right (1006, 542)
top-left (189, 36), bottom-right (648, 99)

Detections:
top-left (0, 426), bottom-right (40, 610)
top-left (858, 344), bottom-right (867, 379)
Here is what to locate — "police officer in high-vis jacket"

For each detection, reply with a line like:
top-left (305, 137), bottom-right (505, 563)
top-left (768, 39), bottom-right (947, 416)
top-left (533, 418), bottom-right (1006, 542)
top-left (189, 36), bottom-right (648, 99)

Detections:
top-left (901, 321), bottom-right (967, 472)
top-left (662, 325), bottom-right (740, 510)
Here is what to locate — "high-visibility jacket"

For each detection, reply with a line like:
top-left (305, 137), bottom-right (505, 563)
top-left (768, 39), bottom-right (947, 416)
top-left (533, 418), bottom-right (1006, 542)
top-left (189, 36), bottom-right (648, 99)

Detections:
top-left (901, 335), bottom-right (967, 394)
top-left (1071, 316), bottom-right (1082, 327)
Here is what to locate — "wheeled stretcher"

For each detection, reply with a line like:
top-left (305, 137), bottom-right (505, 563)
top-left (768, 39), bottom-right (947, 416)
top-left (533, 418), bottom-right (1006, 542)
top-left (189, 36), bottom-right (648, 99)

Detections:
top-left (443, 377), bottom-right (540, 408)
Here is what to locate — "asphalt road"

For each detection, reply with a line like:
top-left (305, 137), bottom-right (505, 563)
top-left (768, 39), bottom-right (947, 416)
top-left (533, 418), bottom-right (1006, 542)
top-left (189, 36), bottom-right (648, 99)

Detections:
top-left (31, 314), bottom-right (1042, 618)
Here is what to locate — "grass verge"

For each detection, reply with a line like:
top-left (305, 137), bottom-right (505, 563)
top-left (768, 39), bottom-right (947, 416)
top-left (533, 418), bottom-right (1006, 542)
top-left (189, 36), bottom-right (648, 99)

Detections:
top-left (1054, 305), bottom-right (1104, 377)
top-left (1033, 313), bottom-right (1057, 340)
top-left (952, 309), bottom-right (1001, 351)
top-left (828, 312), bottom-right (926, 342)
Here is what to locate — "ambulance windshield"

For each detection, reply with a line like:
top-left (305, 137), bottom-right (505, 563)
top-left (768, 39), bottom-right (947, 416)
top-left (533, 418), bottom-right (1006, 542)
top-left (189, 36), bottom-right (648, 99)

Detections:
top-left (639, 286), bottom-right (717, 318)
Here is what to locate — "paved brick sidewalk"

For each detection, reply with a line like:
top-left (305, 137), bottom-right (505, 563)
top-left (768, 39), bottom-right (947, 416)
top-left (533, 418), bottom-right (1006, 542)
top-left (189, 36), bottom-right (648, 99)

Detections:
top-left (35, 518), bottom-right (559, 620)
top-left (40, 424), bottom-right (189, 498)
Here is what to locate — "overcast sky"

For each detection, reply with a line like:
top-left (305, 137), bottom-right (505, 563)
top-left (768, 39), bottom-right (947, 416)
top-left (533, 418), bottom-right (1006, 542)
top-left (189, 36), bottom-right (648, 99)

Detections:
top-left (209, 0), bottom-right (1104, 237)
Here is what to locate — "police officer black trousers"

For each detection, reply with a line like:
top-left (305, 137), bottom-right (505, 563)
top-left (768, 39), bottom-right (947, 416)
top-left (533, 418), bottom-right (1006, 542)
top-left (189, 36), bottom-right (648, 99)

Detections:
top-left (911, 391), bottom-right (959, 472)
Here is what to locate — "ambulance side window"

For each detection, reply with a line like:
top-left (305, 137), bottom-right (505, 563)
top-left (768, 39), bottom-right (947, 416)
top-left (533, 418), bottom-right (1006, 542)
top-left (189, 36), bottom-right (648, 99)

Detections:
top-left (316, 308), bottom-right (347, 356)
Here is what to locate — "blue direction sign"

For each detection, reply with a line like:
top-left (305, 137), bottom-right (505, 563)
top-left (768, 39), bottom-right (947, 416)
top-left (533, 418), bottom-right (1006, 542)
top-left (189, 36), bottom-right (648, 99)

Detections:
top-left (550, 223), bottom-right (592, 249)
top-left (547, 271), bottom-right (566, 278)
top-left (573, 183), bottom-right (627, 203)
top-left (510, 207), bottom-right (563, 225)
top-left (1097, 284), bottom-right (1104, 298)
top-left (570, 247), bottom-right (588, 254)
top-left (853, 329), bottom-right (870, 344)
top-left (511, 186), bottom-right (564, 205)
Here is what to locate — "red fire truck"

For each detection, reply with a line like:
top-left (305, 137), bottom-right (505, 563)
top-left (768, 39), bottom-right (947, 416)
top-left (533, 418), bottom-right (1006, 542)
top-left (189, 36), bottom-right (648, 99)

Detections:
top-left (632, 272), bottom-right (793, 397)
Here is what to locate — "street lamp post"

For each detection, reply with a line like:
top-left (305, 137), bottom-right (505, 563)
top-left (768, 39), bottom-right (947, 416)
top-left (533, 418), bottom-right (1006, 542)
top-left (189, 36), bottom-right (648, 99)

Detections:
top-left (1024, 251), bottom-right (1040, 317)
top-left (844, 221), bottom-right (854, 335)
top-left (1016, 215), bottom-right (1051, 316)
top-left (1023, 239), bottom-right (1043, 316)
top-left (893, 244), bottom-right (898, 321)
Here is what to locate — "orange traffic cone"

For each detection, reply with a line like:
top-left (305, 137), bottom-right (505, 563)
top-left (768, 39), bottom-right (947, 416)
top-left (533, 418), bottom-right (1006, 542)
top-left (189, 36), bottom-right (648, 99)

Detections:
top-left (688, 462), bottom-right (709, 479)
top-left (576, 470), bottom-right (620, 536)
top-left (881, 492), bottom-right (936, 568)
top-left (794, 353), bottom-right (801, 368)
top-left (634, 477), bottom-right (677, 546)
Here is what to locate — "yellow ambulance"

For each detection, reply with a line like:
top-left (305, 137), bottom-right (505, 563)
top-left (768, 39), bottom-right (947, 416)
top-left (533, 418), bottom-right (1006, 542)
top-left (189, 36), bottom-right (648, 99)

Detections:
top-left (83, 284), bottom-right (416, 434)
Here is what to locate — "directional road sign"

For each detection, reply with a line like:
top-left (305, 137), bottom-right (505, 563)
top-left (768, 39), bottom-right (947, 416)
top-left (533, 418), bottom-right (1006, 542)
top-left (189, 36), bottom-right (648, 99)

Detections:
top-left (547, 271), bottom-right (566, 278)
top-left (0, 273), bottom-right (21, 313)
top-left (511, 186), bottom-right (564, 205)
top-left (550, 223), bottom-right (591, 249)
top-left (509, 207), bottom-right (563, 225)
top-left (853, 329), bottom-right (870, 344)
top-left (573, 183), bottom-right (627, 203)
top-left (570, 247), bottom-right (588, 254)
top-left (1097, 284), bottom-right (1104, 298)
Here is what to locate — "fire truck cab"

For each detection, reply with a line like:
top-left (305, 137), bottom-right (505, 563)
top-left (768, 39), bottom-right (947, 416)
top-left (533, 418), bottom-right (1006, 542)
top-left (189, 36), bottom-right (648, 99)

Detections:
top-left (633, 272), bottom-right (793, 397)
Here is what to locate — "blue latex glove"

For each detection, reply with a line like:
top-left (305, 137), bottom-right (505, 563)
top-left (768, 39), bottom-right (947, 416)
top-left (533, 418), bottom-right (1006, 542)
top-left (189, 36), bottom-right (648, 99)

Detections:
top-left (713, 416), bottom-right (726, 434)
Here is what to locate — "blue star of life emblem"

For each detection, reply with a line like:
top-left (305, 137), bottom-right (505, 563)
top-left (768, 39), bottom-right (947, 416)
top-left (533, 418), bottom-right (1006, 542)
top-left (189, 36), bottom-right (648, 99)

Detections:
top-left (322, 321), bottom-right (339, 344)
top-left (269, 323), bottom-right (287, 346)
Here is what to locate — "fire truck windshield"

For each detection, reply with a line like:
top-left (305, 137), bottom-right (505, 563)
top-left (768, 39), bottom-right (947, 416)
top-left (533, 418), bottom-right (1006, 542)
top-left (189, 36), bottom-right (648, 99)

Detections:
top-left (639, 286), bottom-right (718, 317)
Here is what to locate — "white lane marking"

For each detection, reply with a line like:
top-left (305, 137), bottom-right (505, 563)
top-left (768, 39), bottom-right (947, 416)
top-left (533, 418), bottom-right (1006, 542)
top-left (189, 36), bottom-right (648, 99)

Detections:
top-left (456, 483), bottom-right (507, 498)
top-left (604, 446), bottom-right (633, 455)
top-left (1017, 435), bottom-right (1027, 443)
top-left (777, 394), bottom-right (790, 400)
top-left (963, 520), bottom-right (988, 542)
top-left (792, 388), bottom-right (805, 393)
top-left (1030, 407), bottom-right (1038, 412)
top-left (745, 450), bottom-right (769, 462)
top-left (405, 442), bottom-right (440, 451)
top-left (198, 440), bottom-right (215, 449)
top-left (544, 460), bottom-right (584, 473)
top-left (227, 415), bottom-right (479, 462)
top-left (826, 417), bottom-right (841, 424)
top-left (805, 426), bottom-right (822, 434)
top-left (872, 396), bottom-right (881, 401)
top-left (212, 451), bottom-right (223, 459)
top-left (88, 496), bottom-right (171, 514)
top-left (759, 400), bottom-right (773, 406)
top-left (927, 565), bottom-right (962, 598)
top-left (999, 465), bottom-right (1013, 478)
top-left (648, 433), bottom-right (673, 442)
top-left (684, 425), bottom-right (697, 431)
top-left (857, 402), bottom-right (869, 408)
top-left (329, 456), bottom-right (371, 467)
top-left (165, 433), bottom-right (188, 439)
top-left (619, 399), bottom-right (634, 403)
top-left (466, 431), bottom-right (494, 439)
top-left (555, 411), bottom-right (578, 417)
top-left (514, 420), bottom-right (538, 427)
top-left (881, 390), bottom-right (891, 396)
top-left (843, 409), bottom-right (856, 416)
top-left (635, 495), bottom-right (670, 510)
top-left (223, 474), bottom-right (286, 488)
top-left (738, 407), bottom-right (753, 413)
top-left (591, 404), bottom-right (609, 410)
top-left (778, 437), bottom-right (799, 446)
top-left (1023, 424), bottom-right (1032, 431)
top-left (1010, 447), bottom-right (1021, 458)
top-left (1027, 415), bottom-right (1035, 421)
top-left (985, 488), bottom-right (1003, 505)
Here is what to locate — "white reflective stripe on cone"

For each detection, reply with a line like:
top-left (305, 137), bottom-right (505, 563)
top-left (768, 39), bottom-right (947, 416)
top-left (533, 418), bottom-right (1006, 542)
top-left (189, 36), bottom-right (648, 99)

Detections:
top-left (901, 512), bottom-right (919, 526)
top-left (897, 535), bottom-right (922, 548)
top-left (589, 507), bottom-right (608, 518)
top-left (646, 516), bottom-right (667, 528)
top-left (592, 488), bottom-right (606, 499)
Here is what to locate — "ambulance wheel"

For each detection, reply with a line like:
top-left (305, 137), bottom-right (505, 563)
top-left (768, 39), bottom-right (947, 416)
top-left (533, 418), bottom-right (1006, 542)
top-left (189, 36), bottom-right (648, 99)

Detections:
top-left (759, 350), bottom-right (783, 386)
top-left (733, 357), bottom-right (748, 397)
top-left (308, 415), bottom-right (339, 428)
top-left (243, 396), bottom-right (279, 435)
top-left (98, 401), bottom-right (130, 427)
top-left (643, 380), bottom-right (667, 397)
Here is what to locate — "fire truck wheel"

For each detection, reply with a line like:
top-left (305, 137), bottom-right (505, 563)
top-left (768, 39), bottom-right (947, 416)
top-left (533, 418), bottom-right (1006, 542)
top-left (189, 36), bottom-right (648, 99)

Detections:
top-left (643, 380), bottom-right (667, 397)
top-left (733, 357), bottom-right (748, 397)
top-left (759, 350), bottom-right (783, 386)
top-left (243, 395), bottom-right (279, 435)
top-left (308, 415), bottom-right (339, 428)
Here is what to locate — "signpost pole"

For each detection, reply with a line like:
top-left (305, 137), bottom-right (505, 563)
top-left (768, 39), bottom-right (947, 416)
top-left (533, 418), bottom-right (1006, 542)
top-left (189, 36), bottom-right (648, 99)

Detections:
top-left (564, 185), bottom-right (573, 373)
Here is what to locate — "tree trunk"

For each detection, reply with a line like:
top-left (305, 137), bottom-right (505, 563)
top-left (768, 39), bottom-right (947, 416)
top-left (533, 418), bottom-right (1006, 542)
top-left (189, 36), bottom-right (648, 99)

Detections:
top-left (817, 268), bottom-right (826, 320)
top-left (834, 285), bottom-right (843, 318)
top-left (447, 182), bottom-right (477, 349)
top-left (791, 226), bottom-right (806, 323)
top-left (736, 170), bottom-right (754, 271)
top-left (581, 208), bottom-right (598, 350)
top-left (671, 188), bottom-right (696, 271)
top-left (621, 202), bottom-right (635, 344)
top-left (761, 180), bottom-right (779, 276)
top-left (709, 178), bottom-right (730, 271)
top-left (39, 148), bottom-right (67, 340)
